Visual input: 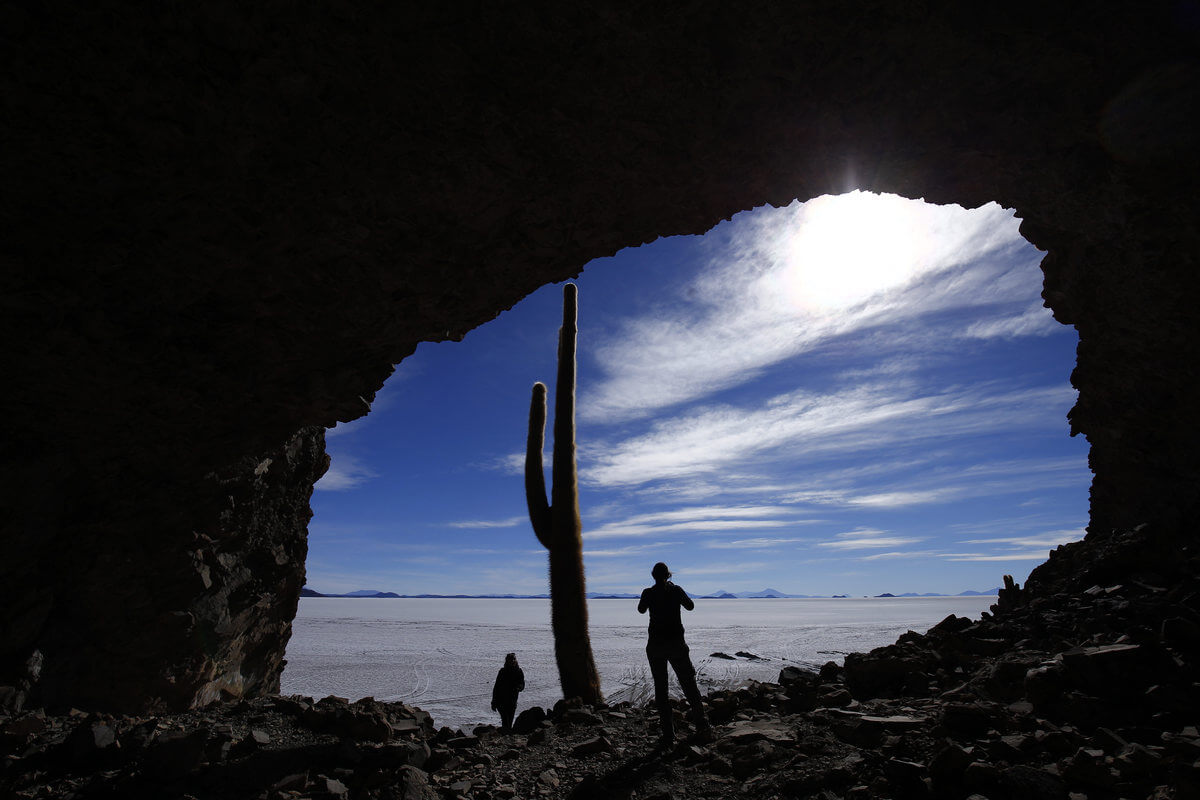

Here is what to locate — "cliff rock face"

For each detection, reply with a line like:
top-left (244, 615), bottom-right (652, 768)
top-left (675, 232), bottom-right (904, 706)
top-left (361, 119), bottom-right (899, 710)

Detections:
top-left (1, 3), bottom-right (1198, 709)
top-left (0, 427), bottom-right (328, 712)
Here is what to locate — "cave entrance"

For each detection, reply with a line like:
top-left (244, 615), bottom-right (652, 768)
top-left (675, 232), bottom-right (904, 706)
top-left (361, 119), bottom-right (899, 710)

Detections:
top-left (285, 192), bottom-right (1091, 724)
top-left (303, 192), bottom-right (1089, 602)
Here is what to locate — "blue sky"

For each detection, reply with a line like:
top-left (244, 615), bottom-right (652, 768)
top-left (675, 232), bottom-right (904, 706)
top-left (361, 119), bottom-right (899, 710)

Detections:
top-left (308, 192), bottom-right (1090, 597)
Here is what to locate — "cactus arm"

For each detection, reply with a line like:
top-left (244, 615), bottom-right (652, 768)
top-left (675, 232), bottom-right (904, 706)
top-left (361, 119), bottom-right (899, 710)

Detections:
top-left (551, 283), bottom-right (580, 535)
top-left (525, 382), bottom-right (553, 549)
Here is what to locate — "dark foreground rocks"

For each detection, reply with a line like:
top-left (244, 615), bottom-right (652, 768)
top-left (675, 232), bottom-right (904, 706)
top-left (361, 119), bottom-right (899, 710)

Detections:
top-left (4, 524), bottom-right (1198, 799)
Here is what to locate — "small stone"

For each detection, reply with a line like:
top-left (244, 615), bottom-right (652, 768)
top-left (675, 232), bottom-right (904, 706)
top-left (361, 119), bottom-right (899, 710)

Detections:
top-left (145, 729), bottom-right (208, 777)
top-left (964, 760), bottom-right (1002, 793)
top-left (819, 688), bottom-right (853, 707)
top-left (272, 773), bottom-right (308, 792)
top-left (537, 768), bottom-right (560, 787)
top-left (930, 743), bottom-right (973, 787)
top-left (319, 776), bottom-right (349, 798)
top-left (571, 736), bottom-right (614, 757)
top-left (860, 714), bottom-right (927, 730)
top-left (1116, 743), bottom-right (1162, 776)
top-left (0, 686), bottom-right (24, 712)
top-left (563, 708), bottom-right (602, 725)
top-left (4, 715), bottom-right (47, 737)
top-left (528, 727), bottom-right (553, 746)
top-left (708, 754), bottom-right (733, 774)
top-left (391, 718), bottom-right (422, 733)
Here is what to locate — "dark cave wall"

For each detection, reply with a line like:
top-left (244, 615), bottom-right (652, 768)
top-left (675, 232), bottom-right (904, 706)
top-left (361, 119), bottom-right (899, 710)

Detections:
top-left (1, 427), bottom-right (327, 711)
top-left (1, 2), bottom-right (1198, 710)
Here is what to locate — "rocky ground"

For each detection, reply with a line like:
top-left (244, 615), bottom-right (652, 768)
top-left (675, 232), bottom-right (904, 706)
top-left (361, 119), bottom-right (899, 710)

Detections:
top-left (3, 525), bottom-right (1198, 799)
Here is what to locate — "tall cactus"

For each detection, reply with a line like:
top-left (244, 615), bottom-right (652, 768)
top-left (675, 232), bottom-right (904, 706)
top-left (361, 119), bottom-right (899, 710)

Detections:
top-left (525, 282), bottom-right (603, 705)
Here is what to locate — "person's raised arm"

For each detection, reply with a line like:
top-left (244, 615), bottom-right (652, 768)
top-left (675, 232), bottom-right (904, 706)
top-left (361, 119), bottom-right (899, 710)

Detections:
top-left (638, 587), bottom-right (649, 614)
top-left (675, 583), bottom-right (695, 611)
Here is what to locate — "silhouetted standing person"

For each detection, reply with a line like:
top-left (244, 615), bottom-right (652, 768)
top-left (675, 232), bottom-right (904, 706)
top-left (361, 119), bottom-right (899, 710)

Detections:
top-left (491, 653), bottom-right (525, 732)
top-left (638, 562), bottom-right (712, 749)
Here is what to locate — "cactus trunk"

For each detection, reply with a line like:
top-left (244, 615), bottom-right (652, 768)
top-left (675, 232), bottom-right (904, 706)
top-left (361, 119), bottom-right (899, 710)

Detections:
top-left (525, 283), bottom-right (602, 705)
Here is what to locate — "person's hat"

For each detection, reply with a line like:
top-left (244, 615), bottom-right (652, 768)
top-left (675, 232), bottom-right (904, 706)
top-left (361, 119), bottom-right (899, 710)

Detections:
top-left (651, 562), bottom-right (671, 579)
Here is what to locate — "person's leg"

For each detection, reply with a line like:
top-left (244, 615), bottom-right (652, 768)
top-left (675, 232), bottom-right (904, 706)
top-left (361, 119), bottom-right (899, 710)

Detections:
top-left (499, 703), bottom-right (515, 732)
top-left (646, 640), bottom-right (674, 744)
top-left (666, 639), bottom-right (710, 734)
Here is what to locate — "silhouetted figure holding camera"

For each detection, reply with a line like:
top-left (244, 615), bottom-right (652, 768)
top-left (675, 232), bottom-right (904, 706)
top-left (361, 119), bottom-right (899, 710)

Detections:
top-left (638, 562), bottom-right (712, 750)
top-left (491, 653), bottom-right (525, 732)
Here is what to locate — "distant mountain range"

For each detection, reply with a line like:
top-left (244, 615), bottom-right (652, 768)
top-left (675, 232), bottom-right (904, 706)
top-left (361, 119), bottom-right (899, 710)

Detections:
top-left (703, 588), bottom-right (1000, 598)
top-left (302, 586), bottom-right (1001, 599)
top-left (705, 588), bottom-right (819, 598)
top-left (299, 588), bottom-right (399, 598)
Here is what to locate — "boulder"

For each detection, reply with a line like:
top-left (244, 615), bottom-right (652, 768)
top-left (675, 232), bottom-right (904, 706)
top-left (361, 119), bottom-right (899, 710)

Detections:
top-left (998, 765), bottom-right (1065, 800)
top-left (941, 703), bottom-right (998, 739)
top-left (63, 720), bottom-right (117, 765)
top-left (144, 728), bottom-right (209, 778)
top-left (928, 743), bottom-right (973, 791)
top-left (512, 706), bottom-right (547, 734)
top-left (390, 765), bottom-right (439, 800)
top-left (571, 736), bottom-right (615, 757)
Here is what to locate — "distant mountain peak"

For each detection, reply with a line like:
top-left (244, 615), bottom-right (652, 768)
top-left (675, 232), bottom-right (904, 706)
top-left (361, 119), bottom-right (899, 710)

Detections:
top-left (739, 587), bottom-right (790, 598)
top-left (299, 588), bottom-right (399, 598)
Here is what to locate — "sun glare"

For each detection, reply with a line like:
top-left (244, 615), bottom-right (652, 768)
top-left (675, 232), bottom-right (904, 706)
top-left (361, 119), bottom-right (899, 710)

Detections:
top-left (773, 191), bottom-right (928, 312)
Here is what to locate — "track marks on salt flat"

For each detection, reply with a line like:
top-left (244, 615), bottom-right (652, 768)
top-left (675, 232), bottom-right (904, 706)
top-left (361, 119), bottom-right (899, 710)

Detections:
top-left (606, 664), bottom-right (654, 707)
top-left (605, 655), bottom-right (759, 706)
top-left (393, 650), bottom-right (441, 704)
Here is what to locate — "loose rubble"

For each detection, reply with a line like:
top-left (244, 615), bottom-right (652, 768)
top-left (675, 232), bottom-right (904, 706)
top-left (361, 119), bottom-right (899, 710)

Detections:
top-left (3, 525), bottom-right (1197, 798)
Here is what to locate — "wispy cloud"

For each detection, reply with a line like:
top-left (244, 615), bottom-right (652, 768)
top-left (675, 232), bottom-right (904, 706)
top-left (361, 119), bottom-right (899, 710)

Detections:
top-left (702, 537), bottom-right (807, 550)
top-left (937, 528), bottom-right (1084, 562)
top-left (666, 561), bottom-right (774, 578)
top-left (961, 529), bottom-right (1084, 549)
top-left (446, 516), bottom-right (528, 529)
top-left (841, 489), bottom-right (960, 508)
top-left (783, 456), bottom-right (1089, 511)
top-left (581, 193), bottom-right (1036, 424)
top-left (584, 382), bottom-right (1074, 489)
top-left (948, 515), bottom-right (1087, 538)
top-left (584, 542), bottom-right (680, 557)
top-left (859, 550), bottom-right (943, 561)
top-left (817, 528), bottom-right (924, 550)
top-left (942, 552), bottom-right (1059, 562)
top-left (584, 505), bottom-right (817, 540)
top-left (964, 305), bottom-right (1060, 339)
top-left (315, 454), bottom-right (377, 491)
top-left (490, 452), bottom-right (526, 476)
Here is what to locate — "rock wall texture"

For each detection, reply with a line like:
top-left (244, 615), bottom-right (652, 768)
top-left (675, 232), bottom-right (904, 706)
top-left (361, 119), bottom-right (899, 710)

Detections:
top-left (1, 2), bottom-right (1198, 710)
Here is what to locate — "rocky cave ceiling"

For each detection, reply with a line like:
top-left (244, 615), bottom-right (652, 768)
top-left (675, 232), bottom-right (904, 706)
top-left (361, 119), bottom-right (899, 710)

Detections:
top-left (1, 3), bottom-right (1198, 710)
